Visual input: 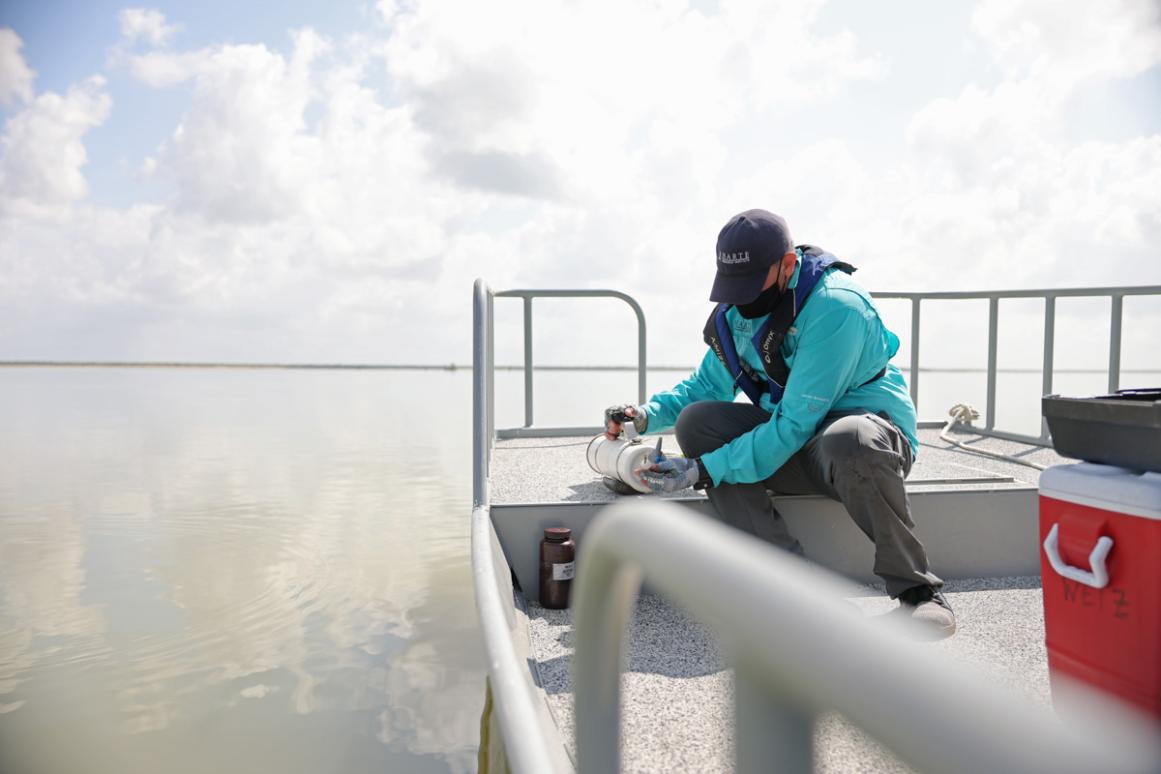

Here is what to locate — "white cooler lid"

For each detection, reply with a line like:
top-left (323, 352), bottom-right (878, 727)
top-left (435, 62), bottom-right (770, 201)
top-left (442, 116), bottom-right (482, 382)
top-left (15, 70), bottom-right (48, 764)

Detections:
top-left (1040, 462), bottom-right (1161, 520)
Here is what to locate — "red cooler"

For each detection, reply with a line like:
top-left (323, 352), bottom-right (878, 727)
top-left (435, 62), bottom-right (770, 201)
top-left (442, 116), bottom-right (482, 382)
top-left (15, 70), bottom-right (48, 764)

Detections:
top-left (1039, 462), bottom-right (1161, 719)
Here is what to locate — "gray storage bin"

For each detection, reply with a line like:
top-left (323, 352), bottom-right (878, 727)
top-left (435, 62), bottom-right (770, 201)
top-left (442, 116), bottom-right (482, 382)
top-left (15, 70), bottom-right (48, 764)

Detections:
top-left (1042, 389), bottom-right (1161, 473)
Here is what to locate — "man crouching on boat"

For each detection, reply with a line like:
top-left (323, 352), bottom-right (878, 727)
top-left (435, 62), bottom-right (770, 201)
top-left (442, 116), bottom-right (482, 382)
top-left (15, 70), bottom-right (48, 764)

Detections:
top-left (603, 208), bottom-right (955, 638)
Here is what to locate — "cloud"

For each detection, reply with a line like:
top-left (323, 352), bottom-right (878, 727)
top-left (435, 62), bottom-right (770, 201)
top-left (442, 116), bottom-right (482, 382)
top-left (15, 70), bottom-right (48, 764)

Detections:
top-left (382, 0), bottom-right (882, 210)
top-left (905, 81), bottom-right (1056, 190)
top-left (431, 149), bottom-right (564, 199)
top-left (111, 8), bottom-right (195, 86)
top-left (123, 49), bottom-right (208, 87)
top-left (893, 0), bottom-right (1161, 294)
top-left (375, 0), bottom-right (414, 26)
top-left (0, 76), bottom-right (112, 211)
top-left (98, 0), bottom-right (885, 345)
top-left (972, 0), bottom-right (1161, 85)
top-left (163, 38), bottom-right (321, 222)
top-left (0, 28), bottom-right (35, 106)
top-left (0, 1), bottom-right (1157, 369)
top-left (1, 24), bottom-right (466, 360)
top-left (118, 8), bottom-right (176, 47)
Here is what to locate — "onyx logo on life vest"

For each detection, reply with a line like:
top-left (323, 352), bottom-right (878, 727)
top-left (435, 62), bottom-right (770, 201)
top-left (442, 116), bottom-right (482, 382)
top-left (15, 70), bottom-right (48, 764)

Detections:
top-left (761, 330), bottom-right (777, 364)
top-left (709, 336), bottom-right (725, 365)
top-left (718, 251), bottom-right (751, 264)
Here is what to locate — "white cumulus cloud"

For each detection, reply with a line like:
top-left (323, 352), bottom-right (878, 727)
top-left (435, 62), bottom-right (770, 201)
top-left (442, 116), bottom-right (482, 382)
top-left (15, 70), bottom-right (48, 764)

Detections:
top-left (896, 0), bottom-right (1161, 294)
top-left (123, 49), bottom-right (208, 87)
top-left (163, 34), bottom-right (326, 222)
top-left (973, 0), bottom-right (1161, 85)
top-left (0, 28), bottom-right (36, 106)
top-left (119, 8), bottom-right (177, 47)
top-left (0, 76), bottom-right (112, 211)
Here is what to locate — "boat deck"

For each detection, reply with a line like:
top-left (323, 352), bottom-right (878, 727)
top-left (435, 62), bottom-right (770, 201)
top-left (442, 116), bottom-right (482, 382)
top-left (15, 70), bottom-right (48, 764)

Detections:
top-left (490, 426), bottom-right (1072, 771)
top-left (525, 577), bottom-right (1048, 773)
top-left (490, 425), bottom-right (1069, 504)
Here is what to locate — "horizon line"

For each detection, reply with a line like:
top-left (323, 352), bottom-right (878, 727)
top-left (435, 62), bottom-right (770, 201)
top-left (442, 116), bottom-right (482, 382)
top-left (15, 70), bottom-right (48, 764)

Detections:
top-left (1, 360), bottom-right (1158, 375)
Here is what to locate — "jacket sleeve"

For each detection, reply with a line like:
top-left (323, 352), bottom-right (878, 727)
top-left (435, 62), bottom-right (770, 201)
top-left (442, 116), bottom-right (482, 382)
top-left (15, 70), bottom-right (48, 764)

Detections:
top-left (699, 299), bottom-right (867, 485)
top-left (640, 349), bottom-right (736, 434)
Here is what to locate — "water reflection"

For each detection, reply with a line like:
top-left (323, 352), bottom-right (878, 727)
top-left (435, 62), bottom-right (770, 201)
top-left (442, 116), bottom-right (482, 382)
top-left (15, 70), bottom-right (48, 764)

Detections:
top-left (0, 368), bottom-right (483, 774)
top-left (4, 366), bottom-right (1155, 774)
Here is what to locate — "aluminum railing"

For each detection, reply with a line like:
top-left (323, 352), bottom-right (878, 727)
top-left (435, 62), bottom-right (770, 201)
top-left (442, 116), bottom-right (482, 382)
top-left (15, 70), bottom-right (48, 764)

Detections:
top-left (477, 279), bottom-right (1159, 448)
top-left (473, 279), bottom-right (563, 772)
top-left (473, 279), bottom-right (492, 508)
top-left (573, 499), bottom-right (1160, 774)
top-left (489, 286), bottom-right (648, 439)
top-left (875, 286), bottom-right (1161, 445)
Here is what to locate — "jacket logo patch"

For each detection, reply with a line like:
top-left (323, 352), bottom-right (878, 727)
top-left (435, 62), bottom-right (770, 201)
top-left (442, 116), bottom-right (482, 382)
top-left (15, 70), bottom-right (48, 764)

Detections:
top-left (803, 394), bottom-right (828, 413)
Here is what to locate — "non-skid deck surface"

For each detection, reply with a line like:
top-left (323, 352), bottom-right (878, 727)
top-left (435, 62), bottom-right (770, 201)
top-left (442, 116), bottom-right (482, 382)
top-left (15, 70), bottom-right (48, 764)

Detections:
top-left (490, 426), bottom-right (1072, 505)
top-left (526, 577), bottom-right (1049, 773)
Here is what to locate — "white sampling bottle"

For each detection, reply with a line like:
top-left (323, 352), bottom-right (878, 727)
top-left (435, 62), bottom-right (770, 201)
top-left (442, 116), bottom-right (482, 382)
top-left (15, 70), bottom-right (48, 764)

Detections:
top-left (586, 434), bottom-right (658, 494)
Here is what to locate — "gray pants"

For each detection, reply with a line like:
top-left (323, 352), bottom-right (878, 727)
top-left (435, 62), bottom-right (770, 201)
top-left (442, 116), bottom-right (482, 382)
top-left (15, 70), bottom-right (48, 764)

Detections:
top-left (674, 401), bottom-right (942, 597)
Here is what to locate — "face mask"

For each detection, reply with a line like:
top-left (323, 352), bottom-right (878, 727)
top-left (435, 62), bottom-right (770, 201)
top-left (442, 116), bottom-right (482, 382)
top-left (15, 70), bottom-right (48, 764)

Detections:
top-left (736, 281), bottom-right (783, 319)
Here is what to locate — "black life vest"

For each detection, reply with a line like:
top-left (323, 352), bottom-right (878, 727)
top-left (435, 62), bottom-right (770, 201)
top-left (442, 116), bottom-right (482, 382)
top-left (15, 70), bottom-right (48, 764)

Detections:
top-left (701, 245), bottom-right (857, 406)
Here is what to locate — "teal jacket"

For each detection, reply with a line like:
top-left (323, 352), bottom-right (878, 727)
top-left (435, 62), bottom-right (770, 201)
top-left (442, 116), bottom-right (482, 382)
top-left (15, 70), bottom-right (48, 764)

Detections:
top-left (642, 253), bottom-right (918, 486)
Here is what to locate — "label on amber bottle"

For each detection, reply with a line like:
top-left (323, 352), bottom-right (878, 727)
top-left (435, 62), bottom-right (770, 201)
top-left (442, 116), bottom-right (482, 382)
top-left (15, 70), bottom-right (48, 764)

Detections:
top-left (552, 562), bottom-right (575, 581)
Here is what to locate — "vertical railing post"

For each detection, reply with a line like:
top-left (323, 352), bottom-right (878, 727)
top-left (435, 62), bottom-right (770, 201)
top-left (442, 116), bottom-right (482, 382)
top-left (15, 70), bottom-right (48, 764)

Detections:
top-left (1108, 294), bottom-right (1123, 394)
top-left (574, 556), bottom-right (644, 774)
top-left (487, 291), bottom-right (495, 449)
top-left (1042, 296), bottom-right (1056, 440)
top-left (986, 297), bottom-right (999, 430)
top-left (909, 298), bottom-right (921, 409)
top-left (636, 306), bottom-right (648, 406)
top-left (523, 296), bottom-right (534, 427)
top-left (735, 670), bottom-right (813, 774)
top-left (473, 280), bottom-right (489, 507)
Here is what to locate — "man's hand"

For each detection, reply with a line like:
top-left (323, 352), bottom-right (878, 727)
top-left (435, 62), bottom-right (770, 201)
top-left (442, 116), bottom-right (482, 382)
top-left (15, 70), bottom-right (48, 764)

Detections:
top-left (604, 404), bottom-right (648, 440)
top-left (635, 455), bottom-right (706, 494)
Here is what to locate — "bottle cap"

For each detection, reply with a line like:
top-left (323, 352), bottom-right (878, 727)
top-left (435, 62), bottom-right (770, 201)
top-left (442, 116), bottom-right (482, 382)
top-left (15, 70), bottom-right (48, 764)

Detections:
top-left (544, 527), bottom-right (571, 542)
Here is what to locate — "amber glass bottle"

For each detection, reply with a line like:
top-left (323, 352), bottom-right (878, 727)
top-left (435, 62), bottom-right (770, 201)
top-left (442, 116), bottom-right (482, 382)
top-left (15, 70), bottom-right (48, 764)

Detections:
top-left (538, 527), bottom-right (576, 609)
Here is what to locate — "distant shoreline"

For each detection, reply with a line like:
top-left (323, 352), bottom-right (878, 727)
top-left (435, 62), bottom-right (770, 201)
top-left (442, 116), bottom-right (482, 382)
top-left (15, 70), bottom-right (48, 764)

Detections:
top-left (0, 361), bottom-right (1157, 374)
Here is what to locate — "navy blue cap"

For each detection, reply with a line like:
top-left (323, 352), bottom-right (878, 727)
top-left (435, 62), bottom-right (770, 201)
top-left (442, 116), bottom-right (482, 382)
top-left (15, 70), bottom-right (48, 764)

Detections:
top-left (711, 209), bottom-right (792, 304)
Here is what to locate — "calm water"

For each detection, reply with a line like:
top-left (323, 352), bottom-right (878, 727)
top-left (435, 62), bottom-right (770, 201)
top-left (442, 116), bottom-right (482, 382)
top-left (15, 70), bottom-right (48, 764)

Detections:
top-left (1, 366), bottom-right (1157, 774)
top-left (0, 368), bottom-right (482, 774)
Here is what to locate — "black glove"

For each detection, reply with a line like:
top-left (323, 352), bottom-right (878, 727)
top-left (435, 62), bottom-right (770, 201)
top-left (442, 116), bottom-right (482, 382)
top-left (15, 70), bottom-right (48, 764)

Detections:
top-left (604, 404), bottom-right (648, 438)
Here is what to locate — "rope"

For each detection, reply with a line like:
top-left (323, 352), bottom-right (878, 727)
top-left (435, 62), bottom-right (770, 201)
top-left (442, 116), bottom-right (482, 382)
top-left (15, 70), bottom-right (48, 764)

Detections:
top-left (939, 403), bottom-right (1047, 471)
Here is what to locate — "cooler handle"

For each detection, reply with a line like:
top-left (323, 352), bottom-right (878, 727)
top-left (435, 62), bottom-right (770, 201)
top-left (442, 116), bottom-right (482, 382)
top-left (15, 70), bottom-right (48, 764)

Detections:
top-left (1042, 524), bottom-right (1114, 590)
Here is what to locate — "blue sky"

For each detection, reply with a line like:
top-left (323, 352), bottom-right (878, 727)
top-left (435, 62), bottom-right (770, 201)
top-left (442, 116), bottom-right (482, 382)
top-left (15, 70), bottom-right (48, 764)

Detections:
top-left (1, 0), bottom-right (1159, 369)
top-left (2, 0), bottom-right (383, 208)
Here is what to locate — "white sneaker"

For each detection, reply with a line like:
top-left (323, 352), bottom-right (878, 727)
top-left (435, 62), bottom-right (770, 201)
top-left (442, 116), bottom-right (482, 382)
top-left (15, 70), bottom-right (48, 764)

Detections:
top-left (898, 585), bottom-right (956, 640)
